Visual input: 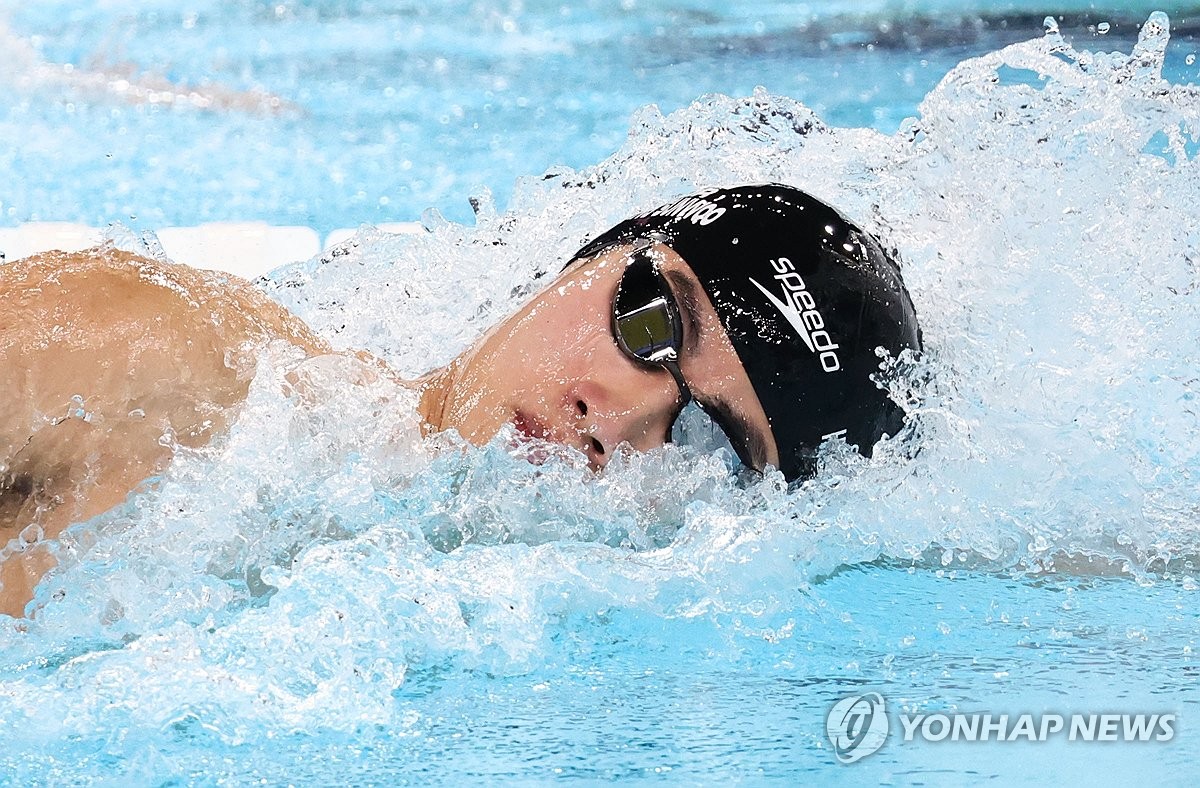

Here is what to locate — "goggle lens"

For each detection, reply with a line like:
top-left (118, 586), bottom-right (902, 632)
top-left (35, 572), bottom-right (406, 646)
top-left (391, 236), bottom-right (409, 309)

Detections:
top-left (612, 250), bottom-right (692, 406)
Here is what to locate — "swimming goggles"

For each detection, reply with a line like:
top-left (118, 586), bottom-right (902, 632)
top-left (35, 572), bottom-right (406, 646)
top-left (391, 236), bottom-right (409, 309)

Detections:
top-left (611, 247), bottom-right (694, 407)
top-left (610, 245), bottom-right (756, 473)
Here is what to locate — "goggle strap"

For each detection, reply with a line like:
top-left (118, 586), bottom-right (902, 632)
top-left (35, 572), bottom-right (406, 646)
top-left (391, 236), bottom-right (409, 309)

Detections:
top-left (662, 359), bottom-right (693, 407)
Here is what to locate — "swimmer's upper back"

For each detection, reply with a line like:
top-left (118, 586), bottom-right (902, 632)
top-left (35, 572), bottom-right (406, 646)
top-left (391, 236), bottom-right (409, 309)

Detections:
top-left (0, 247), bottom-right (330, 546)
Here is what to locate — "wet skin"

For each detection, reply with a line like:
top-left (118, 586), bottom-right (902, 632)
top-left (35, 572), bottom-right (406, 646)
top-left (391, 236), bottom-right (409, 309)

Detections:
top-left (418, 242), bottom-right (778, 472)
top-left (0, 243), bottom-right (776, 616)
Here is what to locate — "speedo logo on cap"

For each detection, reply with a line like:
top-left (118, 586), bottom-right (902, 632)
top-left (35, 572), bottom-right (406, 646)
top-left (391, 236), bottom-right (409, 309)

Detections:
top-left (749, 257), bottom-right (842, 372)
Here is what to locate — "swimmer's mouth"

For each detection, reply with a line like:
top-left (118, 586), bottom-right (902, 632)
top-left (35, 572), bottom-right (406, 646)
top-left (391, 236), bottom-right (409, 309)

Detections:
top-left (512, 411), bottom-right (555, 443)
top-left (512, 411), bottom-right (598, 471)
top-left (511, 410), bottom-right (579, 466)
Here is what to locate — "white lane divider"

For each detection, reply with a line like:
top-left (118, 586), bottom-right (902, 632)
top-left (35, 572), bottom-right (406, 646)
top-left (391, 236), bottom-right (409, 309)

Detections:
top-left (155, 224), bottom-right (320, 278)
top-left (1, 221), bottom-right (424, 279)
top-left (0, 222), bottom-right (102, 260)
top-left (323, 222), bottom-right (422, 251)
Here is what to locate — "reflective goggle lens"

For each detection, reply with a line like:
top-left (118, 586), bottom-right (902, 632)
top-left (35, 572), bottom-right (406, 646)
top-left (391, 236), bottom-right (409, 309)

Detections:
top-left (613, 253), bottom-right (682, 363)
top-left (612, 250), bottom-right (692, 407)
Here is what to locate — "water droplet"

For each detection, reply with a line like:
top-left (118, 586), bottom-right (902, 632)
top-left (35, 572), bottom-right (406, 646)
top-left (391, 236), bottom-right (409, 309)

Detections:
top-left (1043, 16), bottom-right (1060, 35)
top-left (1187, 54), bottom-right (1197, 66)
top-left (1097, 22), bottom-right (1111, 35)
top-left (1136, 11), bottom-right (1171, 54)
top-left (18, 523), bottom-right (44, 547)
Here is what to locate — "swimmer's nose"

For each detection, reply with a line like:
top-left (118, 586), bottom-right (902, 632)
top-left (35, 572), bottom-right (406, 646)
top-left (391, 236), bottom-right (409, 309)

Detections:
top-left (572, 373), bottom-right (682, 469)
top-left (572, 398), bottom-right (609, 467)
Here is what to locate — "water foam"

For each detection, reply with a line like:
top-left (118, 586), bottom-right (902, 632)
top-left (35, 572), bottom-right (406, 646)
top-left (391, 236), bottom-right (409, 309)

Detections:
top-left (3, 16), bottom-right (1199, 747)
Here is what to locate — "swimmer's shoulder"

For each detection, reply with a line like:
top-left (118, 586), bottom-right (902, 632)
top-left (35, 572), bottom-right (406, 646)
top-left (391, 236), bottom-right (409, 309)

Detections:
top-left (0, 246), bottom-right (330, 357)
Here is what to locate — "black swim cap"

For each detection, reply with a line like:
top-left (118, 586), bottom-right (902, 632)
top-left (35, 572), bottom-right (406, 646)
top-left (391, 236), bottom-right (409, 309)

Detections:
top-left (571, 184), bottom-right (921, 481)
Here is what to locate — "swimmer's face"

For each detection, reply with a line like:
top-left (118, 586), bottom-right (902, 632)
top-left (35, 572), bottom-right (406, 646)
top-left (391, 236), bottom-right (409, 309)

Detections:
top-left (421, 243), bottom-right (780, 472)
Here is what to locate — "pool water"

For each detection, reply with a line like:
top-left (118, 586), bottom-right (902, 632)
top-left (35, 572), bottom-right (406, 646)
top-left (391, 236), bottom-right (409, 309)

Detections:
top-left (2, 1), bottom-right (1200, 784)
top-left (2, 0), bottom-right (1195, 231)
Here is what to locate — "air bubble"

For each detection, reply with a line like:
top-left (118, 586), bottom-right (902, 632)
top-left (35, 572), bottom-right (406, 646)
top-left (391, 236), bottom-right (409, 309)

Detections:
top-left (1097, 22), bottom-right (1111, 35)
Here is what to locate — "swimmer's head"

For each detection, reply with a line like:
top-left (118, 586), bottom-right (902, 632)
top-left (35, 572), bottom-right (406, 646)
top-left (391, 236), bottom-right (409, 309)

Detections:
top-left (570, 184), bottom-right (922, 481)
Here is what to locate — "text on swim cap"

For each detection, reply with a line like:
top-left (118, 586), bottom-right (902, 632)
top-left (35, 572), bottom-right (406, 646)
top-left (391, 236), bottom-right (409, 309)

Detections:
top-left (748, 257), bottom-right (842, 372)
top-left (646, 193), bottom-right (726, 226)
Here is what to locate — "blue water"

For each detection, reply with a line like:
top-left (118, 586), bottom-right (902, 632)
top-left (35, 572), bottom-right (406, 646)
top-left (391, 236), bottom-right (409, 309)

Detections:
top-left (0, 0), bottom-right (1196, 231)
top-left (3, 2), bottom-right (1200, 785)
top-left (6, 569), bottom-right (1196, 783)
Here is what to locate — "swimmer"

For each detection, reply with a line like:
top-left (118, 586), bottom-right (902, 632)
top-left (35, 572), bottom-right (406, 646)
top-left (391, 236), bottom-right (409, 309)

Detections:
top-left (0, 184), bottom-right (920, 616)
